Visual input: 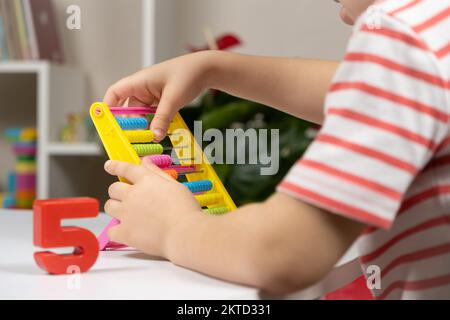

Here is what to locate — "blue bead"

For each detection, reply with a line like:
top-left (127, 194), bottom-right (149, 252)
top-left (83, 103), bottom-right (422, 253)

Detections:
top-left (183, 180), bottom-right (213, 193)
top-left (116, 118), bottom-right (148, 130)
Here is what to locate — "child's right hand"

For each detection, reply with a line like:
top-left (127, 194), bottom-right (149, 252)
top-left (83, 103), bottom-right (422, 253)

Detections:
top-left (103, 51), bottom-right (215, 142)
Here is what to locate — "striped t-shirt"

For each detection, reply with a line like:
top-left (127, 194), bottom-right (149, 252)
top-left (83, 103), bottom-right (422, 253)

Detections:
top-left (278, 0), bottom-right (450, 299)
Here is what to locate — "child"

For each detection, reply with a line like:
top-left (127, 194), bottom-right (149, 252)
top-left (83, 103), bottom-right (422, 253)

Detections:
top-left (102, 0), bottom-right (450, 299)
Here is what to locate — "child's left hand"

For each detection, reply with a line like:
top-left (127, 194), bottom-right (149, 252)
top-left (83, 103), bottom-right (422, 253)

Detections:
top-left (104, 159), bottom-right (202, 257)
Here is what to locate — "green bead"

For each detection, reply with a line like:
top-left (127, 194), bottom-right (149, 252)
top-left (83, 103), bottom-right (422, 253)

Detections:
top-left (132, 144), bottom-right (163, 156)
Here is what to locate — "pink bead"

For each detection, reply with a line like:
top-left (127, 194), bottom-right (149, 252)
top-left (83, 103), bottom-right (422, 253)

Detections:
top-left (143, 155), bottom-right (172, 168)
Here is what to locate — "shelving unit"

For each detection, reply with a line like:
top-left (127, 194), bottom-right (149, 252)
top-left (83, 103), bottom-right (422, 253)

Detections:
top-left (0, 0), bottom-right (179, 204)
top-left (0, 61), bottom-right (90, 199)
top-left (46, 143), bottom-right (101, 156)
top-left (142, 0), bottom-right (177, 67)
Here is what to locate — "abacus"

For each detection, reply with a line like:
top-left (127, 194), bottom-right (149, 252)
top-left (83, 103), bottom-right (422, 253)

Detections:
top-left (90, 102), bottom-right (236, 250)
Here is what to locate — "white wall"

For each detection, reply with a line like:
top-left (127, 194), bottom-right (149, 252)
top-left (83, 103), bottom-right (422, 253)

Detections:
top-left (51, 0), bottom-right (351, 102)
top-left (176, 0), bottom-right (352, 59)
top-left (53, 0), bottom-right (142, 102)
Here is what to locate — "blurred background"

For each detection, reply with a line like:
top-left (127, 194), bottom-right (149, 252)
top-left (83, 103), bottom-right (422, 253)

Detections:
top-left (0, 0), bottom-right (351, 209)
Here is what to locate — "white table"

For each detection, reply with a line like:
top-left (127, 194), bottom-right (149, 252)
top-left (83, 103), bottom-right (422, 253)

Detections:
top-left (0, 210), bottom-right (360, 300)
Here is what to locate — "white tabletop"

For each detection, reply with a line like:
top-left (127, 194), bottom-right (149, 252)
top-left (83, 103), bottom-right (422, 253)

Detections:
top-left (0, 210), bottom-right (360, 300)
top-left (0, 210), bottom-right (259, 300)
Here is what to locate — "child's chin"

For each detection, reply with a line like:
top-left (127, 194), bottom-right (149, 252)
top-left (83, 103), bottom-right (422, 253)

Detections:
top-left (340, 8), bottom-right (355, 25)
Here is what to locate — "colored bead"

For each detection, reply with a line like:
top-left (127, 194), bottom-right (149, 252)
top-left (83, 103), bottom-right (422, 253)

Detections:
top-left (183, 180), bottom-right (213, 194)
top-left (16, 199), bottom-right (34, 209)
top-left (21, 128), bottom-right (38, 141)
top-left (5, 128), bottom-right (37, 142)
top-left (124, 130), bottom-right (155, 143)
top-left (13, 143), bottom-right (37, 156)
top-left (203, 207), bottom-right (229, 215)
top-left (3, 194), bottom-right (16, 208)
top-left (163, 169), bottom-right (178, 180)
top-left (195, 193), bottom-right (222, 207)
top-left (132, 144), bottom-right (163, 156)
top-left (144, 155), bottom-right (173, 168)
top-left (116, 117), bottom-right (148, 130)
top-left (15, 162), bottom-right (36, 174)
top-left (7, 172), bottom-right (16, 194)
top-left (17, 155), bottom-right (35, 162)
top-left (5, 128), bottom-right (22, 141)
top-left (16, 190), bottom-right (36, 199)
top-left (16, 174), bottom-right (36, 189)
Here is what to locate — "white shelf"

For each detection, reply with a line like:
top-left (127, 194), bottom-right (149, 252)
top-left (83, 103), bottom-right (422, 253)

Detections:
top-left (0, 61), bottom-right (87, 199)
top-left (0, 60), bottom-right (49, 73)
top-left (47, 143), bottom-right (102, 156)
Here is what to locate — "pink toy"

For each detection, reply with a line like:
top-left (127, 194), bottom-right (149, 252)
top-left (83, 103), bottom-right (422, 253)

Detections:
top-left (98, 218), bottom-right (127, 250)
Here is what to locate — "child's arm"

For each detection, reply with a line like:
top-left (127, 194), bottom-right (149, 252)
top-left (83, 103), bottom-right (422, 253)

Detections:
top-left (104, 51), bottom-right (338, 141)
top-left (207, 52), bottom-right (338, 124)
top-left (104, 160), bottom-right (364, 295)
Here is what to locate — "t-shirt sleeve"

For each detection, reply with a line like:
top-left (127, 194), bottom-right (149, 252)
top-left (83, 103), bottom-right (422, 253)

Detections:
top-left (277, 12), bottom-right (449, 229)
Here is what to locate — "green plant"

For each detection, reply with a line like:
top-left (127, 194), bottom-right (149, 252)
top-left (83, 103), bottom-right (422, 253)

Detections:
top-left (181, 90), bottom-right (317, 206)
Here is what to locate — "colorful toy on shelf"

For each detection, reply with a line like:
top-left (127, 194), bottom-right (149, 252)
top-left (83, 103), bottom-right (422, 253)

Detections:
top-left (33, 198), bottom-right (100, 274)
top-left (59, 112), bottom-right (96, 143)
top-left (2, 127), bottom-right (37, 209)
top-left (90, 102), bottom-right (237, 251)
top-left (60, 113), bottom-right (83, 142)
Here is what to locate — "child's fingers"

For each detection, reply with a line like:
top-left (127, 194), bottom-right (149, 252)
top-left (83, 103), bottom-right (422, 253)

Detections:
top-left (128, 97), bottom-right (157, 111)
top-left (108, 182), bottom-right (131, 201)
top-left (104, 199), bottom-right (124, 220)
top-left (150, 87), bottom-right (180, 142)
top-left (105, 160), bottom-right (149, 184)
top-left (129, 91), bottom-right (159, 108)
top-left (103, 76), bottom-right (135, 106)
top-left (141, 157), bottom-right (176, 182)
top-left (104, 77), bottom-right (158, 108)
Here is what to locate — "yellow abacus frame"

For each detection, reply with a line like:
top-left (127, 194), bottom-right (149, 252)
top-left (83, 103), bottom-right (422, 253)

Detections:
top-left (89, 102), bottom-right (236, 212)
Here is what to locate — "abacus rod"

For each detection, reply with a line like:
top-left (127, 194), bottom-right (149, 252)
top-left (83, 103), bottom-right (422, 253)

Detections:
top-left (109, 106), bottom-right (157, 115)
top-left (140, 156), bottom-right (195, 161)
top-left (177, 170), bottom-right (204, 176)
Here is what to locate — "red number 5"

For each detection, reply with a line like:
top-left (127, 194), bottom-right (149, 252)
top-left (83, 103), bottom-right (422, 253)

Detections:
top-left (33, 198), bottom-right (100, 274)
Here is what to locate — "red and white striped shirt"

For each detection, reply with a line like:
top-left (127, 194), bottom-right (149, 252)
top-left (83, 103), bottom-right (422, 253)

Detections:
top-left (278, 0), bottom-right (450, 299)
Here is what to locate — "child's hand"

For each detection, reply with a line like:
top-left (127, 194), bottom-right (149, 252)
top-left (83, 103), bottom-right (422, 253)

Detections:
top-left (103, 51), bottom-right (215, 142)
top-left (104, 159), bottom-right (202, 257)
